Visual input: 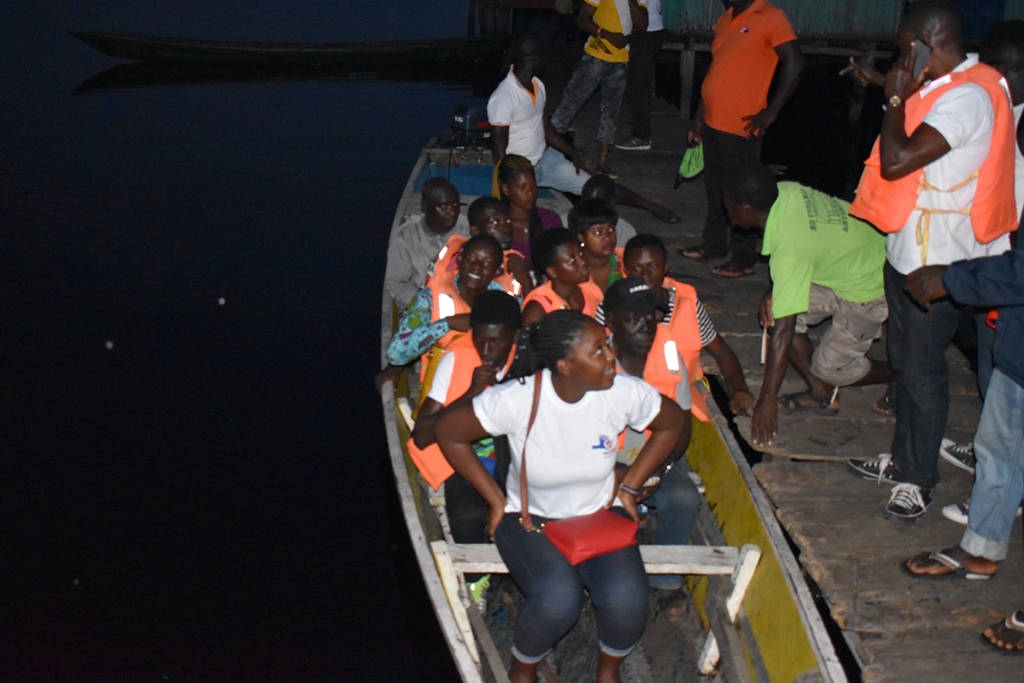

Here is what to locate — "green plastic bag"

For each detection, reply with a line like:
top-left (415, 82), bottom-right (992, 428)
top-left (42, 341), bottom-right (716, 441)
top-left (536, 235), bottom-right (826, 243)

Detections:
top-left (679, 143), bottom-right (704, 179)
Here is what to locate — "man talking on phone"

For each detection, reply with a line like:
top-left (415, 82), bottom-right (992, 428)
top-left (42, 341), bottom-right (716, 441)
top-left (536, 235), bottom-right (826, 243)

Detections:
top-left (846, 1), bottom-right (1018, 522)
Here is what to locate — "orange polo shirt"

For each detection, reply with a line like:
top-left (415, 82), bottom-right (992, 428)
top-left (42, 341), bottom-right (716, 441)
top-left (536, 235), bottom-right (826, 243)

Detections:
top-left (701, 0), bottom-right (796, 137)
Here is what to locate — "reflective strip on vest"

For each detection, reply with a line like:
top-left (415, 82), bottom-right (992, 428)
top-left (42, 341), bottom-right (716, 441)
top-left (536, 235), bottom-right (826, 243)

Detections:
top-left (663, 340), bottom-right (680, 373)
top-left (438, 293), bottom-right (456, 319)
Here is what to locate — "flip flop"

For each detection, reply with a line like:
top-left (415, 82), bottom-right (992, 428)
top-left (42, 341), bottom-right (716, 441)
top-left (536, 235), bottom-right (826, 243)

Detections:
top-left (871, 393), bottom-right (896, 416)
top-left (711, 262), bottom-right (755, 278)
top-left (679, 245), bottom-right (725, 262)
top-left (778, 390), bottom-right (839, 416)
top-left (982, 611), bottom-right (1024, 654)
top-left (902, 549), bottom-right (995, 580)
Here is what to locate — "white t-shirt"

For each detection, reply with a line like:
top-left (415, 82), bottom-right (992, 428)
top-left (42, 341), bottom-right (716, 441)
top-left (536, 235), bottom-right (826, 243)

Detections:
top-left (427, 350), bottom-right (506, 404)
top-left (887, 55), bottom-right (1011, 274)
top-left (487, 68), bottom-right (548, 167)
top-left (1014, 102), bottom-right (1023, 218)
top-left (473, 369), bottom-right (662, 519)
top-left (645, 0), bottom-right (663, 32)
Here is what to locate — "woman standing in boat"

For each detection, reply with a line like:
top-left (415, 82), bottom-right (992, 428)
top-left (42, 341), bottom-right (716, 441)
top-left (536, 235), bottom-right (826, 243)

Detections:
top-left (435, 311), bottom-right (685, 683)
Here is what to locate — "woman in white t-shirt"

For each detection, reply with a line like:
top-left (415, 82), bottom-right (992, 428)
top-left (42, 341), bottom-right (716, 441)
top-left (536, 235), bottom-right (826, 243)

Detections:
top-left (436, 310), bottom-right (684, 683)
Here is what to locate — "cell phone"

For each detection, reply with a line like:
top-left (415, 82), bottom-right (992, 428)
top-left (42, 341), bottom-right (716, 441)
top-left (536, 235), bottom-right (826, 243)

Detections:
top-left (912, 38), bottom-right (932, 80)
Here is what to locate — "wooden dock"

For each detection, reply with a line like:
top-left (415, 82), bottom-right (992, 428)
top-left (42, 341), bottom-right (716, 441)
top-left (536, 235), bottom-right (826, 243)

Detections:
top-left (536, 40), bottom-right (1024, 681)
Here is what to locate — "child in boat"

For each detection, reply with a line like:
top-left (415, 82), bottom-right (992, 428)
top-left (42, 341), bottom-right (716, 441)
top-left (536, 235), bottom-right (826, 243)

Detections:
top-left (430, 196), bottom-right (533, 297)
top-left (409, 290), bottom-right (522, 603)
top-left (383, 177), bottom-right (470, 310)
top-left (520, 228), bottom-right (603, 327)
top-left (620, 234), bottom-right (754, 420)
top-left (434, 310), bottom-right (685, 683)
top-left (569, 198), bottom-right (624, 292)
top-left (386, 234), bottom-right (506, 376)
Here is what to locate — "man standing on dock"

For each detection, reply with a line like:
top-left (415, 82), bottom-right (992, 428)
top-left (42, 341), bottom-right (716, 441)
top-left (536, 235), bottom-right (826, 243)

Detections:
top-left (681, 0), bottom-right (803, 279)
top-left (846, 1), bottom-right (1018, 522)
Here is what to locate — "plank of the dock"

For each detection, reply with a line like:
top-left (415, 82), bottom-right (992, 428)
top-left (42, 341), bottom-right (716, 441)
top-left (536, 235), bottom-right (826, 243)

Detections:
top-left (539, 40), bottom-right (1018, 681)
top-left (756, 461), bottom-right (1024, 682)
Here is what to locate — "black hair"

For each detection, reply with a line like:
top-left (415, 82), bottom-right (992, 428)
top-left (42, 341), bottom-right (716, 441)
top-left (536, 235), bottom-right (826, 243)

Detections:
top-left (496, 154), bottom-right (545, 251)
top-left (461, 233), bottom-right (504, 262)
top-left (470, 290), bottom-right (522, 331)
top-left (505, 310), bottom-right (592, 381)
top-left (530, 227), bottom-right (577, 274)
top-left (980, 20), bottom-right (1024, 69)
top-left (580, 173), bottom-right (617, 202)
top-left (468, 196), bottom-right (508, 229)
top-left (724, 162), bottom-right (778, 212)
top-left (623, 233), bottom-right (668, 263)
top-left (902, 1), bottom-right (964, 48)
top-left (422, 176), bottom-right (456, 202)
top-left (506, 33), bottom-right (541, 71)
top-left (567, 198), bottom-right (618, 238)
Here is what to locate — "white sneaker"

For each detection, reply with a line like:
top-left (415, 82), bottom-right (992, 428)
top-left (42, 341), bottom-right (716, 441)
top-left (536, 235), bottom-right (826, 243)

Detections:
top-left (939, 438), bottom-right (975, 473)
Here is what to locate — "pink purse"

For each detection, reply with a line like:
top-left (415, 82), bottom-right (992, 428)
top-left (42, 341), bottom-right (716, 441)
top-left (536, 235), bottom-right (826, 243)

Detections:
top-left (518, 372), bottom-right (639, 565)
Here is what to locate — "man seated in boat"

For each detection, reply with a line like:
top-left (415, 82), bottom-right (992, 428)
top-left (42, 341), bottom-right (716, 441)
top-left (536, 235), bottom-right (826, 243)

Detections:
top-left (384, 177), bottom-right (470, 311)
top-left (520, 228), bottom-right (604, 326)
top-left (722, 162), bottom-right (891, 448)
top-left (603, 276), bottom-right (700, 592)
top-left (487, 33), bottom-right (679, 224)
top-left (408, 290), bottom-right (522, 605)
top-left (618, 234), bottom-right (754, 420)
top-left (385, 234), bottom-right (507, 384)
top-left (429, 196), bottom-right (534, 297)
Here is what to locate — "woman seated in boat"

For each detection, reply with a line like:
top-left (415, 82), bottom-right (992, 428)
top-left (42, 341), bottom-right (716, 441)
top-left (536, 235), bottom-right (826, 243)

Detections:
top-left (569, 198), bottom-right (624, 292)
top-left (409, 290), bottom-right (521, 603)
top-left (520, 228), bottom-right (603, 327)
top-left (386, 234), bottom-right (506, 380)
top-left (435, 310), bottom-right (685, 683)
top-left (495, 154), bottom-right (562, 275)
top-left (430, 196), bottom-right (533, 297)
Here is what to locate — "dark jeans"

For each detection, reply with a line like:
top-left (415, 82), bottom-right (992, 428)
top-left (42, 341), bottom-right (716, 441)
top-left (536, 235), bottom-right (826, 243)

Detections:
top-left (624, 30), bottom-right (663, 140)
top-left (446, 437), bottom-right (510, 581)
top-left (701, 125), bottom-right (763, 266)
top-left (494, 509), bottom-right (649, 661)
top-left (885, 262), bottom-right (963, 489)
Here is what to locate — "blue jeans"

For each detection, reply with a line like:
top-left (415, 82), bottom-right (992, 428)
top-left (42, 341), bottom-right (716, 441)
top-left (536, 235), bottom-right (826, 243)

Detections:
top-left (494, 510), bottom-right (649, 663)
top-left (960, 368), bottom-right (1024, 561)
top-left (644, 461), bottom-right (702, 590)
top-left (550, 53), bottom-right (628, 146)
top-left (535, 146), bottom-right (591, 195)
top-left (885, 263), bottom-right (962, 489)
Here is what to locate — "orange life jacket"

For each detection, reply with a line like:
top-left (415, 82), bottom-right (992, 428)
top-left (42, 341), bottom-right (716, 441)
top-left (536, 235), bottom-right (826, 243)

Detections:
top-left (428, 234), bottom-right (524, 296)
top-left (522, 280), bottom-right (603, 317)
top-left (407, 335), bottom-right (478, 491)
top-left (418, 274), bottom-right (470, 383)
top-left (650, 277), bottom-right (709, 422)
top-left (850, 63), bottom-right (1018, 258)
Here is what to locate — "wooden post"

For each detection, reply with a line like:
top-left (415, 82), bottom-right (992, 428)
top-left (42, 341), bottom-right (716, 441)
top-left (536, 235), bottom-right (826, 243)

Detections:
top-left (680, 35), bottom-right (695, 120)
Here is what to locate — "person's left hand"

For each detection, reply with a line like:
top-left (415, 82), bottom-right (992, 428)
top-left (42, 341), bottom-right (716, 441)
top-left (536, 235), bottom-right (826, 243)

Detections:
top-left (446, 312), bottom-right (471, 332)
top-left (616, 487), bottom-right (640, 522)
top-left (601, 30), bottom-right (628, 50)
top-left (729, 389), bottom-right (755, 415)
top-left (486, 499), bottom-right (506, 541)
top-left (750, 398), bottom-right (778, 446)
top-left (742, 108), bottom-right (777, 137)
top-left (905, 265), bottom-right (949, 309)
top-left (375, 364), bottom-right (403, 394)
top-left (505, 252), bottom-right (532, 289)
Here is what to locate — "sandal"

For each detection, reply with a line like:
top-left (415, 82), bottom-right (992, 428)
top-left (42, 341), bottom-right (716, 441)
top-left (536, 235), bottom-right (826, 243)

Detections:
top-left (679, 245), bottom-right (724, 262)
top-left (982, 611), bottom-right (1024, 653)
top-left (711, 261), bottom-right (756, 278)
top-left (903, 548), bottom-right (996, 580)
top-left (871, 387), bottom-right (897, 416)
top-left (777, 390), bottom-right (839, 416)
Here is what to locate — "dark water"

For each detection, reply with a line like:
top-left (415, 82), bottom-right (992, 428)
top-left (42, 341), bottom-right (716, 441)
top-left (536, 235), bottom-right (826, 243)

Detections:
top-left (1, 3), bottom-right (484, 681)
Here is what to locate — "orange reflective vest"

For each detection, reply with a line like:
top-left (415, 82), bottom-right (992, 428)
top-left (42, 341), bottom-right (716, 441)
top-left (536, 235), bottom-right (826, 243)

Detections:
top-left (407, 335), bottom-right (478, 491)
top-left (419, 274), bottom-right (470, 383)
top-left (850, 63), bottom-right (1018, 257)
top-left (522, 280), bottom-right (603, 317)
top-left (427, 233), bottom-right (524, 296)
top-left (650, 277), bottom-right (709, 422)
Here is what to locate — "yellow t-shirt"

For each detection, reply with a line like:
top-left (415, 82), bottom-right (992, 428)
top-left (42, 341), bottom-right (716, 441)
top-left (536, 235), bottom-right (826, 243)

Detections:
top-left (582, 0), bottom-right (645, 64)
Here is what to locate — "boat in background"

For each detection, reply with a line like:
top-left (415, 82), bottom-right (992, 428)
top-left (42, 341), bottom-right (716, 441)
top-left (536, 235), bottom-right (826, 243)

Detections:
top-left (380, 141), bottom-right (846, 682)
top-left (68, 30), bottom-right (511, 68)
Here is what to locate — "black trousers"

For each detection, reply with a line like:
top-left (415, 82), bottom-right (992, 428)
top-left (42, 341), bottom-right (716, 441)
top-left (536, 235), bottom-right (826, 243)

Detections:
top-left (624, 29), bottom-right (664, 141)
top-left (701, 125), bottom-right (764, 266)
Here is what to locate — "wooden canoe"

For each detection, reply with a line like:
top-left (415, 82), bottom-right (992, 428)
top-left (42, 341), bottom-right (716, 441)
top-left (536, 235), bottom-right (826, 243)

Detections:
top-left (379, 144), bottom-right (847, 682)
top-left (68, 30), bottom-right (511, 68)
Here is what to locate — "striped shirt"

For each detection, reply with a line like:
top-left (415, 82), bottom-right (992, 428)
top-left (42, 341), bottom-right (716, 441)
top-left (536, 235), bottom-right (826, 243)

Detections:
top-left (596, 287), bottom-right (717, 347)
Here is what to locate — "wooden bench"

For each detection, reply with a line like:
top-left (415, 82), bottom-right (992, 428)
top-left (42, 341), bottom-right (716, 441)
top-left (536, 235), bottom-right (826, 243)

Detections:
top-left (431, 540), bottom-right (761, 681)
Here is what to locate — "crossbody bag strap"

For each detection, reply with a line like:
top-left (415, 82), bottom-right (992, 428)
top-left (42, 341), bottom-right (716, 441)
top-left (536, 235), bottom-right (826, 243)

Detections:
top-left (519, 370), bottom-right (544, 532)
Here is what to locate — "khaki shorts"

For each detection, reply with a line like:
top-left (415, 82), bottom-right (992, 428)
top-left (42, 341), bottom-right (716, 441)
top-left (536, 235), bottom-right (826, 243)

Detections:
top-left (795, 284), bottom-right (888, 386)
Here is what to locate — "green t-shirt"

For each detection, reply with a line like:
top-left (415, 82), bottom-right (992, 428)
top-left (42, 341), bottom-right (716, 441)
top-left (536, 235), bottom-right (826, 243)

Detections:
top-left (762, 182), bottom-right (886, 319)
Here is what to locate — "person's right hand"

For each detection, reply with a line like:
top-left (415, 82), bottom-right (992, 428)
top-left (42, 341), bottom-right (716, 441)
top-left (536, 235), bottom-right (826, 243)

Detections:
top-left (469, 365), bottom-right (499, 397)
top-left (505, 252), bottom-right (532, 289)
top-left (758, 291), bottom-right (774, 329)
top-left (569, 149), bottom-right (589, 175)
top-left (601, 30), bottom-right (628, 50)
top-left (839, 57), bottom-right (884, 87)
top-left (446, 312), bottom-right (471, 332)
top-left (688, 118), bottom-right (703, 145)
top-left (905, 265), bottom-right (949, 309)
top-left (750, 398), bottom-right (778, 447)
top-left (374, 365), bottom-right (403, 394)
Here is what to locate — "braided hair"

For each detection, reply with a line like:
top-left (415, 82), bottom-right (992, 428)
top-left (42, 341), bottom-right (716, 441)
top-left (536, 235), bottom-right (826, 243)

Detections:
top-left (505, 310), bottom-right (591, 381)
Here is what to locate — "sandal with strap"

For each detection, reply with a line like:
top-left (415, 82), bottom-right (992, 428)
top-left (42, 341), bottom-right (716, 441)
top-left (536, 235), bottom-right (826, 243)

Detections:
top-left (777, 389), bottom-right (839, 416)
top-left (982, 611), bottom-right (1024, 653)
top-left (903, 548), bottom-right (996, 580)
